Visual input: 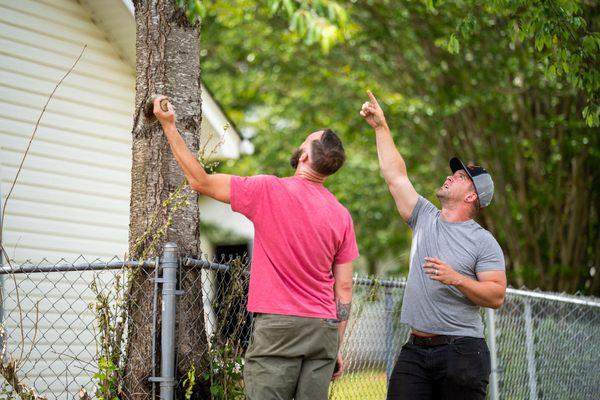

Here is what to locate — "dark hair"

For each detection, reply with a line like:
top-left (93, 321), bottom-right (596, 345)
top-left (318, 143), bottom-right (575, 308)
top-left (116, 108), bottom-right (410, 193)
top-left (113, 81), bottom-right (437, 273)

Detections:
top-left (310, 128), bottom-right (346, 176)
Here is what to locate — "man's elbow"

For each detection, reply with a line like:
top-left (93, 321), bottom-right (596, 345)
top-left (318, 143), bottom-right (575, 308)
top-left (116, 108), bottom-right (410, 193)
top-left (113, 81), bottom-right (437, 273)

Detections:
top-left (335, 280), bottom-right (353, 297)
top-left (338, 281), bottom-right (353, 292)
top-left (382, 171), bottom-right (401, 187)
top-left (489, 293), bottom-right (506, 309)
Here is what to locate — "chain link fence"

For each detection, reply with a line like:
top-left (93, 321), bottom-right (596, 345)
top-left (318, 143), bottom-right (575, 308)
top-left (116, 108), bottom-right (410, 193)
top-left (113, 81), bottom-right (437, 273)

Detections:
top-left (0, 246), bottom-right (599, 399)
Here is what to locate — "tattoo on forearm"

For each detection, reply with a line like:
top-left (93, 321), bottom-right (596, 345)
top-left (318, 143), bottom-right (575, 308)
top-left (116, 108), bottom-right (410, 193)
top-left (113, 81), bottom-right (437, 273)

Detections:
top-left (336, 300), bottom-right (352, 321)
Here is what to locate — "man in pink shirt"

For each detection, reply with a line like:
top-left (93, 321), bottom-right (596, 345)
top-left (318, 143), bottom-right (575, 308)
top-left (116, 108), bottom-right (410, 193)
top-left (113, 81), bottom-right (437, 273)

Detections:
top-left (153, 96), bottom-right (359, 400)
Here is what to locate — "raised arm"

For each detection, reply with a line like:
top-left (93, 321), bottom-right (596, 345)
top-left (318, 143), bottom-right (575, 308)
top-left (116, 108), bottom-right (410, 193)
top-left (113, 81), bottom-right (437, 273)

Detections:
top-left (332, 262), bottom-right (353, 380)
top-left (153, 96), bottom-right (231, 203)
top-left (360, 91), bottom-right (418, 222)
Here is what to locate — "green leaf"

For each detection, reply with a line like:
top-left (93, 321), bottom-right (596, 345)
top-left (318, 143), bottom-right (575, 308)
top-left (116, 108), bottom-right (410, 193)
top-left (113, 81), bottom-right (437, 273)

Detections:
top-left (194, 0), bottom-right (205, 19)
top-left (290, 11), bottom-right (299, 31)
top-left (327, 3), bottom-right (336, 20)
top-left (424, 0), bottom-right (436, 12)
top-left (269, 0), bottom-right (281, 15)
top-left (535, 36), bottom-right (544, 51)
top-left (447, 33), bottom-right (460, 54)
top-left (282, 0), bottom-right (294, 16)
top-left (297, 13), bottom-right (306, 35)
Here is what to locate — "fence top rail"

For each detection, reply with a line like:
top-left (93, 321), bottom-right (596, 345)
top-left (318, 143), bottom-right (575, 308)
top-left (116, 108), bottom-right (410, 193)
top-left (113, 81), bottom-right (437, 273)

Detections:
top-left (0, 259), bottom-right (156, 274)
top-left (183, 257), bottom-right (236, 272)
top-left (505, 287), bottom-right (600, 308)
top-left (352, 275), bottom-right (406, 288)
top-left (2, 255), bottom-right (599, 307)
top-left (330, 275), bottom-right (600, 307)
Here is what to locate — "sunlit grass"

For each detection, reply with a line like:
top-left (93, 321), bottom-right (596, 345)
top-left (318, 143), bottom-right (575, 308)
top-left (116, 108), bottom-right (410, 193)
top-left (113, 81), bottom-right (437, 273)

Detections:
top-left (329, 370), bottom-right (387, 400)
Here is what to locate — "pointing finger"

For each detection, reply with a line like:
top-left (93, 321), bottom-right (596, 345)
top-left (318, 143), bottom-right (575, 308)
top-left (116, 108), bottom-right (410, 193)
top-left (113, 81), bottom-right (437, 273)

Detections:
top-left (367, 90), bottom-right (379, 106)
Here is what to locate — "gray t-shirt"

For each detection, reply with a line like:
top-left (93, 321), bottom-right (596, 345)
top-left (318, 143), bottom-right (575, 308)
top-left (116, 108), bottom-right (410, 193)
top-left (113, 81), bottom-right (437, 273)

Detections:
top-left (400, 195), bottom-right (505, 338)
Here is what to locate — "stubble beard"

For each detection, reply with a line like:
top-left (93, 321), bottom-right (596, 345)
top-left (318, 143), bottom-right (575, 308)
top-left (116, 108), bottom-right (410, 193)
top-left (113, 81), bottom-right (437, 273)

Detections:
top-left (436, 186), bottom-right (449, 203)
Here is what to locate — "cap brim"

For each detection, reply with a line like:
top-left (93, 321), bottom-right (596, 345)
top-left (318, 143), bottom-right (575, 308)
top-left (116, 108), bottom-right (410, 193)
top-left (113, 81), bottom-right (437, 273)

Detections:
top-left (449, 157), bottom-right (474, 181)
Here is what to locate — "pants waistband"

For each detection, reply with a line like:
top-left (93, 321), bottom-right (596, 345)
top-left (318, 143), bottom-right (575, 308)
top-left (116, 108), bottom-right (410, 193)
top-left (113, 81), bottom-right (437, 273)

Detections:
top-left (408, 334), bottom-right (466, 347)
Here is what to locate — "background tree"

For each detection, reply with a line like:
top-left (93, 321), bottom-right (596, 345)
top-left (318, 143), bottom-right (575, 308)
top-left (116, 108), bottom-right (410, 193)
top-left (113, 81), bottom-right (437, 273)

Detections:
top-left (125, 0), bottom-right (207, 398)
top-left (198, 0), bottom-right (599, 294)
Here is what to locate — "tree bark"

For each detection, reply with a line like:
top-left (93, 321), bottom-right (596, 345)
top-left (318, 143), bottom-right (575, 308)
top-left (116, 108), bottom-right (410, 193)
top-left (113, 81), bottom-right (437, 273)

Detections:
top-left (125, 1), bottom-right (208, 398)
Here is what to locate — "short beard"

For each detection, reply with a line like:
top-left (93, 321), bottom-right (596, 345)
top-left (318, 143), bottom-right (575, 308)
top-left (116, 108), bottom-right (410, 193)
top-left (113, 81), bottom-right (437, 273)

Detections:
top-left (290, 148), bottom-right (304, 170)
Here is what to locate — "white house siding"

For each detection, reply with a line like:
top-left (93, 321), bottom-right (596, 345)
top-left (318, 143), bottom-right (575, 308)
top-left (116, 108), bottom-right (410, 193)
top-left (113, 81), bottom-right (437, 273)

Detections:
top-left (0, 0), bottom-right (134, 261)
top-left (0, 0), bottom-right (134, 397)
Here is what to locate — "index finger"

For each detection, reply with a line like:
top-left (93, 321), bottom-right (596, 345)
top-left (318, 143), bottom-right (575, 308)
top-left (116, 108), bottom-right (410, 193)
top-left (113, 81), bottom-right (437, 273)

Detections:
top-left (367, 90), bottom-right (379, 105)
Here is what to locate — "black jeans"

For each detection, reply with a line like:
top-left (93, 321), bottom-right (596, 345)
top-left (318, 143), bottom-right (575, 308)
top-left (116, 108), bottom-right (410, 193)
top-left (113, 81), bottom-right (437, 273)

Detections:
top-left (387, 337), bottom-right (491, 400)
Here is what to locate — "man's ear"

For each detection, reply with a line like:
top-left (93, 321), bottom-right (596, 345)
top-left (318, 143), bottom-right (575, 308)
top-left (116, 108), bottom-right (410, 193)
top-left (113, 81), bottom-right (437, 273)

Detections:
top-left (465, 191), bottom-right (478, 205)
top-left (300, 151), bottom-right (309, 163)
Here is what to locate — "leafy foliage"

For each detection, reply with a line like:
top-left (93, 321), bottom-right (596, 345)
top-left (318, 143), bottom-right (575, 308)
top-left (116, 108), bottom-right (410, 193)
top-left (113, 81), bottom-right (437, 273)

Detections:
top-left (92, 357), bottom-right (119, 400)
top-left (180, 0), bottom-right (348, 52)
top-left (199, 0), bottom-right (599, 293)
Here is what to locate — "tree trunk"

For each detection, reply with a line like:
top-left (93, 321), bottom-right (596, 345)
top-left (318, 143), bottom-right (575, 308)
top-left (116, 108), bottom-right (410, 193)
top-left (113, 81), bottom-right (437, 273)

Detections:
top-left (125, 1), bottom-right (209, 398)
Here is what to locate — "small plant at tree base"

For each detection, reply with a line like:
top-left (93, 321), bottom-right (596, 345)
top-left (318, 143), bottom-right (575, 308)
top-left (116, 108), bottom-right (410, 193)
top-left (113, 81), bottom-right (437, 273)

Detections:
top-left (89, 274), bottom-right (127, 400)
top-left (92, 357), bottom-right (119, 400)
top-left (182, 364), bottom-right (196, 400)
top-left (202, 340), bottom-right (245, 400)
top-left (0, 382), bottom-right (17, 399)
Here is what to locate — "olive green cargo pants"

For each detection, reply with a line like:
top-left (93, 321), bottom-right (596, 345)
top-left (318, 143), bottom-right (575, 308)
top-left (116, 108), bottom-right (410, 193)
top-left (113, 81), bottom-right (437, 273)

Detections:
top-left (243, 313), bottom-right (339, 400)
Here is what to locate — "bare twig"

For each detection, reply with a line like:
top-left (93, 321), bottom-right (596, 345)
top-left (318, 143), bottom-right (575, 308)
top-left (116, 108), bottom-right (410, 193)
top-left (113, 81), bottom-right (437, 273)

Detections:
top-left (0, 324), bottom-right (47, 400)
top-left (0, 244), bottom-right (25, 365)
top-left (18, 300), bottom-right (41, 369)
top-left (48, 351), bottom-right (97, 374)
top-left (0, 360), bottom-right (47, 400)
top-left (0, 44), bottom-right (87, 242)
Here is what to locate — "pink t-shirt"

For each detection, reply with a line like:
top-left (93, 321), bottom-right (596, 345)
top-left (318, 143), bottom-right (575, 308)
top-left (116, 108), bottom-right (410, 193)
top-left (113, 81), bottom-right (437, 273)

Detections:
top-left (230, 175), bottom-right (359, 319)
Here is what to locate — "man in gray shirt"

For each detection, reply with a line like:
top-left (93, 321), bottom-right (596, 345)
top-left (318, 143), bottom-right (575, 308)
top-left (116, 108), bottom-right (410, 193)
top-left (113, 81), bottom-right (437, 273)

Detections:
top-left (360, 91), bottom-right (506, 400)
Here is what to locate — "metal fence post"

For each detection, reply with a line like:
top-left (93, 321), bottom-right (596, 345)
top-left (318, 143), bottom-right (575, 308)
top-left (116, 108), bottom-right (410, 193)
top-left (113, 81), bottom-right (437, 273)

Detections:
top-left (384, 287), bottom-right (394, 379)
top-left (524, 298), bottom-right (538, 400)
top-left (486, 308), bottom-right (499, 400)
top-left (158, 243), bottom-right (179, 400)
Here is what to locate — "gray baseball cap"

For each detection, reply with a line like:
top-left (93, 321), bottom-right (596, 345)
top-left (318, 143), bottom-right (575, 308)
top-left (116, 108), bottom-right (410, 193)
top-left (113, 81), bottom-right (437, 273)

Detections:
top-left (450, 157), bottom-right (494, 208)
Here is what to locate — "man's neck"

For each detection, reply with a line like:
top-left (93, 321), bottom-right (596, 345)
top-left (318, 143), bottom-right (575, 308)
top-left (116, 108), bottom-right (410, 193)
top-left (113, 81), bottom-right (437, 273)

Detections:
top-left (440, 205), bottom-right (472, 223)
top-left (294, 167), bottom-right (326, 185)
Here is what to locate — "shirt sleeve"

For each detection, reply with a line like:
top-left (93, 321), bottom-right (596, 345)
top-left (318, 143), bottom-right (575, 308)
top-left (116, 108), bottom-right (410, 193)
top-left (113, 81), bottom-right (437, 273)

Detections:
top-left (476, 235), bottom-right (506, 273)
top-left (407, 195), bottom-right (439, 230)
top-left (334, 212), bottom-right (360, 265)
top-left (230, 175), bottom-right (272, 220)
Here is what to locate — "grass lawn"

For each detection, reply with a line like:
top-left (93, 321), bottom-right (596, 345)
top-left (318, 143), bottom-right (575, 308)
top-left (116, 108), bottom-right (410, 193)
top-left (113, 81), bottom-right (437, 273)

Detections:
top-left (329, 370), bottom-right (387, 400)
